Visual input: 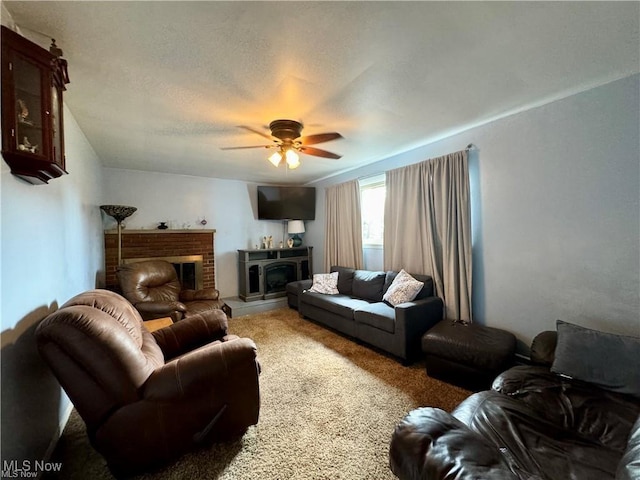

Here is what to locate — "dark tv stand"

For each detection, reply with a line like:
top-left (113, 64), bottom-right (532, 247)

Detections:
top-left (238, 246), bottom-right (313, 302)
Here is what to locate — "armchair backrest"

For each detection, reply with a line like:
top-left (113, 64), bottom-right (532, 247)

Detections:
top-left (36, 289), bottom-right (164, 428)
top-left (117, 260), bottom-right (181, 304)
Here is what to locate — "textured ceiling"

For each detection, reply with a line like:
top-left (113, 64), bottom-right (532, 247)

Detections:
top-left (3, 1), bottom-right (639, 184)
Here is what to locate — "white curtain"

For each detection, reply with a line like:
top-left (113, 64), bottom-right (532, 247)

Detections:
top-left (324, 180), bottom-right (364, 272)
top-left (384, 150), bottom-right (472, 322)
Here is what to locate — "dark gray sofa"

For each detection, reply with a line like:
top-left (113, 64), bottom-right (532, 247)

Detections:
top-left (286, 266), bottom-right (444, 364)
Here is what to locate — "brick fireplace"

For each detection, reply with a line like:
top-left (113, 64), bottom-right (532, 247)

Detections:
top-left (104, 230), bottom-right (216, 290)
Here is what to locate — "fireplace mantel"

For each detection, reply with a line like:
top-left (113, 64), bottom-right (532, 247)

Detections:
top-left (104, 230), bottom-right (216, 291)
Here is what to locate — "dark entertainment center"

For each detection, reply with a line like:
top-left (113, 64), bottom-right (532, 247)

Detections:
top-left (238, 246), bottom-right (313, 302)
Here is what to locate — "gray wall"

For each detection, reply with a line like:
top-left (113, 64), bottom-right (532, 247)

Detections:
top-left (308, 74), bottom-right (640, 351)
top-left (100, 170), bottom-right (288, 299)
top-left (1, 104), bottom-right (104, 464)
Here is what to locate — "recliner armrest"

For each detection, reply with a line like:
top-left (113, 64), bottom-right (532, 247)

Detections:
top-left (180, 288), bottom-right (220, 302)
top-left (390, 407), bottom-right (515, 480)
top-left (152, 310), bottom-right (229, 360)
top-left (617, 415), bottom-right (640, 480)
top-left (144, 337), bottom-right (258, 400)
top-left (135, 300), bottom-right (187, 315)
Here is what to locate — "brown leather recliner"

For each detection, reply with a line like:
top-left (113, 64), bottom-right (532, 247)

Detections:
top-left (116, 259), bottom-right (225, 322)
top-left (389, 329), bottom-right (640, 480)
top-left (36, 289), bottom-right (260, 476)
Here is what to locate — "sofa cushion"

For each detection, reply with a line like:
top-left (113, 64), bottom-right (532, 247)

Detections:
top-left (354, 303), bottom-right (396, 333)
top-left (301, 292), bottom-right (370, 319)
top-left (308, 272), bottom-right (339, 295)
top-left (351, 270), bottom-right (386, 302)
top-left (383, 269), bottom-right (424, 306)
top-left (551, 320), bottom-right (640, 398)
top-left (330, 266), bottom-right (356, 295)
top-left (412, 274), bottom-right (434, 300)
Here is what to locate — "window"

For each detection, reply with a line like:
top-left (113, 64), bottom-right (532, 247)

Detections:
top-left (359, 174), bottom-right (385, 246)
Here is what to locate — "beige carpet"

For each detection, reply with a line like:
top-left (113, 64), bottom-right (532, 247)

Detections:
top-left (45, 308), bottom-right (470, 479)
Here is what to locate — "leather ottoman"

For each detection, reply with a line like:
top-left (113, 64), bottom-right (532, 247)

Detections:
top-left (421, 321), bottom-right (516, 391)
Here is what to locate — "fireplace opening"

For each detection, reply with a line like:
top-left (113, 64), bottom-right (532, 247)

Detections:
top-left (123, 255), bottom-right (204, 290)
top-left (174, 262), bottom-right (196, 290)
top-left (264, 262), bottom-right (296, 295)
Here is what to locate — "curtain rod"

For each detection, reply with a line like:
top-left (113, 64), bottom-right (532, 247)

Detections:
top-left (466, 143), bottom-right (477, 151)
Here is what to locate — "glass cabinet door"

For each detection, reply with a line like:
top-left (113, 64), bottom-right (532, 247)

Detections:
top-left (12, 53), bottom-right (45, 158)
top-left (51, 82), bottom-right (64, 168)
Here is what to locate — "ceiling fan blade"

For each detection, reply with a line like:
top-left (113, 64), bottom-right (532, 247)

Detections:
top-left (238, 125), bottom-right (275, 141)
top-left (298, 132), bottom-right (343, 145)
top-left (299, 146), bottom-right (342, 159)
top-left (220, 144), bottom-right (273, 150)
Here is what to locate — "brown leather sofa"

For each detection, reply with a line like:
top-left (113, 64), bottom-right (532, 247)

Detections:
top-left (36, 289), bottom-right (260, 476)
top-left (390, 325), bottom-right (640, 480)
top-left (117, 259), bottom-right (225, 322)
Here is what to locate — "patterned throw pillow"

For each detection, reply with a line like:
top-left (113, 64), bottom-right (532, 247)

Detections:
top-left (307, 272), bottom-right (340, 295)
top-left (382, 269), bottom-right (424, 306)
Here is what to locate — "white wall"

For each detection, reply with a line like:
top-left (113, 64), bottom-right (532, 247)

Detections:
top-left (101, 169), bottom-right (290, 298)
top-left (307, 75), bottom-right (640, 351)
top-left (1, 105), bottom-right (104, 463)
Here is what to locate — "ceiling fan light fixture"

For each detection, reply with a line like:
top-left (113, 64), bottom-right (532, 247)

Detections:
top-left (268, 151), bottom-right (282, 167)
top-left (285, 149), bottom-right (300, 169)
top-left (224, 118), bottom-right (342, 168)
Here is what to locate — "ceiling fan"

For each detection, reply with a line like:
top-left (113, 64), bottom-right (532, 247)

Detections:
top-left (221, 119), bottom-right (342, 169)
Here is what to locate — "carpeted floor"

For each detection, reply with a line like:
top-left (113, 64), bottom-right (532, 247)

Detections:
top-left (45, 308), bottom-right (470, 479)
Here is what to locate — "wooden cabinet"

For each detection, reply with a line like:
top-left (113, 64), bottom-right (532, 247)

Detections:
top-left (238, 247), bottom-right (313, 302)
top-left (1, 26), bottom-right (69, 184)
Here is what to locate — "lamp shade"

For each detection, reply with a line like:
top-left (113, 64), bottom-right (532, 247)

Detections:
top-left (287, 220), bottom-right (305, 234)
top-left (100, 205), bottom-right (137, 223)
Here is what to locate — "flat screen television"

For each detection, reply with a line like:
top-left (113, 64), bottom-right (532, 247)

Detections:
top-left (257, 186), bottom-right (316, 220)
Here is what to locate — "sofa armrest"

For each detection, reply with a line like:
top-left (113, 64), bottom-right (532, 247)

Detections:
top-left (395, 296), bottom-right (444, 362)
top-left (293, 279), bottom-right (313, 292)
top-left (395, 296), bottom-right (443, 323)
top-left (390, 407), bottom-right (516, 480)
top-left (530, 331), bottom-right (557, 366)
top-left (152, 310), bottom-right (229, 360)
top-left (143, 337), bottom-right (258, 400)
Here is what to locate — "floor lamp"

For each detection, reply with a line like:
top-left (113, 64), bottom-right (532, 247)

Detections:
top-left (100, 205), bottom-right (137, 265)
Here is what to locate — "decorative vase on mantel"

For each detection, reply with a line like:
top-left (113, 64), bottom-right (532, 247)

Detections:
top-left (158, 222), bottom-right (168, 230)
